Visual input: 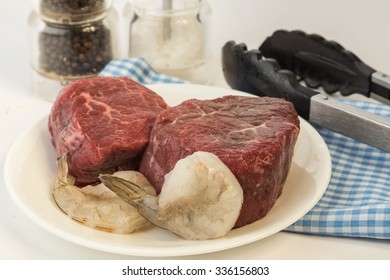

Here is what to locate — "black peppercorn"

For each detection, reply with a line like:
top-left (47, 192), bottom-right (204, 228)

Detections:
top-left (38, 20), bottom-right (113, 79)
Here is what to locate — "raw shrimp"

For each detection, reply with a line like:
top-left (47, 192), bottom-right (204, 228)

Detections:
top-left (100, 151), bottom-right (244, 240)
top-left (53, 154), bottom-right (156, 234)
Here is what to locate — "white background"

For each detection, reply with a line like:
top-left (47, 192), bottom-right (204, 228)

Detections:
top-left (1, 0), bottom-right (390, 260)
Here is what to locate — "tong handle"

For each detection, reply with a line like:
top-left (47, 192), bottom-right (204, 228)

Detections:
top-left (222, 41), bottom-right (317, 119)
top-left (259, 30), bottom-right (376, 96)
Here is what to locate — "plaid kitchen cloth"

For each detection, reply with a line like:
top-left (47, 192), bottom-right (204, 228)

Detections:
top-left (286, 99), bottom-right (390, 239)
top-left (99, 58), bottom-right (186, 84)
top-left (100, 58), bottom-right (390, 239)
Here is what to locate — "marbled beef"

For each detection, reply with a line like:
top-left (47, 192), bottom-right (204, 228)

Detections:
top-left (48, 76), bottom-right (168, 186)
top-left (139, 95), bottom-right (300, 228)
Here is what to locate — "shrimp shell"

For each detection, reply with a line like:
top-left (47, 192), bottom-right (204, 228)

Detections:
top-left (52, 154), bottom-right (156, 234)
top-left (100, 151), bottom-right (244, 240)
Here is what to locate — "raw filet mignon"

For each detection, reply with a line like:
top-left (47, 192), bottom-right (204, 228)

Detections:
top-left (139, 95), bottom-right (300, 228)
top-left (48, 76), bottom-right (168, 186)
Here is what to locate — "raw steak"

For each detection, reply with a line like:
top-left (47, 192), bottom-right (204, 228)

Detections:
top-left (139, 95), bottom-right (300, 227)
top-left (48, 76), bottom-right (168, 186)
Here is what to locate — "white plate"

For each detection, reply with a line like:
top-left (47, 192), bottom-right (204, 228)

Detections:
top-left (4, 84), bottom-right (331, 257)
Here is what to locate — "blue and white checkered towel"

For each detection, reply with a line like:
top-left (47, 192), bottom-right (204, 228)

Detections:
top-left (100, 58), bottom-right (390, 240)
top-left (287, 100), bottom-right (390, 239)
top-left (99, 58), bottom-right (186, 84)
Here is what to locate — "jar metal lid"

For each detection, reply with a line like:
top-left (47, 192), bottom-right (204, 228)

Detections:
top-left (34, 0), bottom-right (112, 24)
top-left (131, 0), bottom-right (205, 17)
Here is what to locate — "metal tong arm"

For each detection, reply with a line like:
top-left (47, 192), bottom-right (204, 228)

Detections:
top-left (310, 93), bottom-right (390, 152)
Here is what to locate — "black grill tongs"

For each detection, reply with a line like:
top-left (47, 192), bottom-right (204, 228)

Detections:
top-left (259, 30), bottom-right (390, 104)
top-left (222, 35), bottom-right (390, 153)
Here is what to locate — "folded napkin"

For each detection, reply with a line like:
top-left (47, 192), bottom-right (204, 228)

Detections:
top-left (100, 58), bottom-right (390, 240)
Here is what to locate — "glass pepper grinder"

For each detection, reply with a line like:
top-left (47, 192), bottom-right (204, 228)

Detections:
top-left (128, 0), bottom-right (213, 84)
top-left (29, 0), bottom-right (119, 101)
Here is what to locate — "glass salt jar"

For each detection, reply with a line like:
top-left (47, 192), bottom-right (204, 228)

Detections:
top-left (128, 0), bottom-right (213, 84)
top-left (29, 0), bottom-right (119, 101)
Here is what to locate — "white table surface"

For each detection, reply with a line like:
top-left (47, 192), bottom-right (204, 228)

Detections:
top-left (1, 0), bottom-right (390, 260)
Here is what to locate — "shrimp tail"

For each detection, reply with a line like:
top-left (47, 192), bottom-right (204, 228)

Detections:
top-left (55, 154), bottom-right (75, 188)
top-left (99, 174), bottom-right (169, 230)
